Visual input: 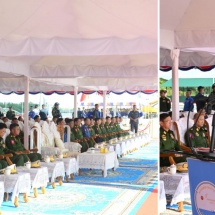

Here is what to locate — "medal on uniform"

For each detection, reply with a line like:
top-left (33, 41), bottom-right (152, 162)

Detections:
top-left (170, 134), bottom-right (174, 139)
top-left (203, 133), bottom-right (205, 137)
top-left (163, 131), bottom-right (166, 134)
top-left (196, 132), bottom-right (199, 136)
top-left (196, 128), bottom-right (199, 131)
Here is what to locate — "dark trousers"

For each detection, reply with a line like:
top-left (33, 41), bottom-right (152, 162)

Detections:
top-left (130, 122), bottom-right (138, 133)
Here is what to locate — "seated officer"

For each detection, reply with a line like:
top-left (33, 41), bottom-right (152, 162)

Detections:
top-left (160, 113), bottom-right (186, 167)
top-left (0, 123), bottom-right (10, 169)
top-left (5, 124), bottom-right (41, 166)
top-left (185, 113), bottom-right (209, 148)
top-left (81, 118), bottom-right (95, 147)
top-left (93, 118), bottom-right (104, 143)
top-left (72, 118), bottom-right (89, 152)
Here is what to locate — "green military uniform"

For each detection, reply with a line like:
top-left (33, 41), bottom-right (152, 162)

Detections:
top-left (93, 124), bottom-right (104, 143)
top-left (72, 125), bottom-right (89, 152)
top-left (100, 123), bottom-right (108, 141)
top-left (52, 107), bottom-right (62, 119)
top-left (88, 126), bottom-right (96, 146)
top-left (114, 123), bottom-right (124, 137)
top-left (6, 110), bottom-right (15, 120)
top-left (185, 126), bottom-right (208, 148)
top-left (160, 127), bottom-right (186, 167)
top-left (5, 134), bottom-right (41, 166)
top-left (0, 137), bottom-right (9, 169)
top-left (70, 129), bottom-right (76, 142)
top-left (105, 123), bottom-right (114, 139)
top-left (160, 97), bottom-right (171, 112)
top-left (110, 122), bottom-right (117, 138)
top-left (0, 137), bottom-right (25, 167)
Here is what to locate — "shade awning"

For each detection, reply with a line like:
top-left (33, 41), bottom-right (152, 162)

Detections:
top-left (162, 78), bottom-right (214, 87)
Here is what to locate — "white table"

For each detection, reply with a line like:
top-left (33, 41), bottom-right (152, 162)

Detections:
top-left (160, 172), bottom-right (190, 211)
top-left (55, 157), bottom-right (78, 181)
top-left (77, 151), bottom-right (119, 177)
top-left (159, 180), bottom-right (166, 213)
top-left (16, 167), bottom-right (49, 197)
top-left (0, 173), bottom-right (31, 207)
top-left (40, 161), bottom-right (65, 187)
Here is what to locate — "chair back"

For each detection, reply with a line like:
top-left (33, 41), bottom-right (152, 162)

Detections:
top-left (174, 117), bottom-right (194, 145)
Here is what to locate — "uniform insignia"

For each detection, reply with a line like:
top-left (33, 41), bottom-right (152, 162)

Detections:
top-left (163, 131), bottom-right (166, 134)
top-left (189, 133), bottom-right (194, 138)
top-left (170, 134), bottom-right (174, 139)
top-left (162, 137), bottom-right (167, 141)
top-left (11, 140), bottom-right (15, 144)
top-left (203, 133), bottom-right (205, 137)
top-left (196, 132), bottom-right (199, 136)
top-left (196, 128), bottom-right (199, 131)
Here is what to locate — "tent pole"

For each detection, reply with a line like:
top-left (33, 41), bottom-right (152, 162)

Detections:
top-left (24, 76), bottom-right (29, 149)
top-left (103, 90), bottom-right (107, 118)
top-left (171, 49), bottom-right (180, 121)
top-left (74, 87), bottom-right (78, 118)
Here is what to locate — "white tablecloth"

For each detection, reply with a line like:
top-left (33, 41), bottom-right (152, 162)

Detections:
top-left (0, 182), bottom-right (4, 207)
top-left (0, 173), bottom-right (31, 202)
top-left (159, 180), bottom-right (166, 213)
top-left (107, 143), bottom-right (121, 155)
top-left (77, 151), bottom-right (119, 177)
top-left (16, 167), bottom-right (49, 189)
top-left (40, 161), bottom-right (65, 183)
top-left (160, 173), bottom-right (190, 205)
top-left (55, 158), bottom-right (78, 176)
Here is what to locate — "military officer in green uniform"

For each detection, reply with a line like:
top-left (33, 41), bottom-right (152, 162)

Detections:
top-left (72, 118), bottom-right (89, 152)
top-left (93, 118), bottom-right (104, 143)
top-left (160, 113), bottom-right (186, 167)
top-left (5, 124), bottom-right (41, 166)
top-left (185, 113), bottom-right (209, 148)
top-left (160, 90), bottom-right (171, 112)
top-left (100, 118), bottom-right (108, 141)
top-left (114, 116), bottom-right (126, 137)
top-left (6, 106), bottom-right (15, 120)
top-left (110, 117), bottom-right (117, 138)
top-left (105, 116), bottom-right (115, 139)
top-left (0, 123), bottom-right (10, 169)
top-left (52, 102), bottom-right (62, 119)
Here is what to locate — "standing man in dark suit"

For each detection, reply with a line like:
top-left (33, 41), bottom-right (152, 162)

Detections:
top-left (194, 86), bottom-right (206, 111)
top-left (92, 104), bottom-right (101, 119)
top-left (128, 105), bottom-right (140, 133)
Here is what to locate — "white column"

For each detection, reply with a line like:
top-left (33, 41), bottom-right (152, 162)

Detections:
top-left (24, 76), bottom-right (29, 149)
top-left (170, 49), bottom-right (180, 121)
top-left (74, 87), bottom-right (78, 118)
top-left (103, 90), bottom-right (107, 118)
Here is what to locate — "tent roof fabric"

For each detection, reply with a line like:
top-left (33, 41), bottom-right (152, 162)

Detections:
top-left (161, 0), bottom-right (215, 50)
top-left (0, 0), bottom-right (157, 92)
top-left (162, 78), bottom-right (214, 87)
top-left (160, 0), bottom-right (215, 68)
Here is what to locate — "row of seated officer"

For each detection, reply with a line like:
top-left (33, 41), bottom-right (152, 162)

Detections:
top-left (160, 111), bottom-right (208, 167)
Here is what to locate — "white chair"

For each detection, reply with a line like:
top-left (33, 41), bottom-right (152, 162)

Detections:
top-left (2, 129), bottom-right (10, 143)
top-left (174, 117), bottom-right (194, 152)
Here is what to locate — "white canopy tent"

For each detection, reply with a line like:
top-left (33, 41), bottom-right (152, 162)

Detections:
top-left (160, 0), bottom-right (215, 121)
top-left (0, 0), bottom-right (157, 148)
